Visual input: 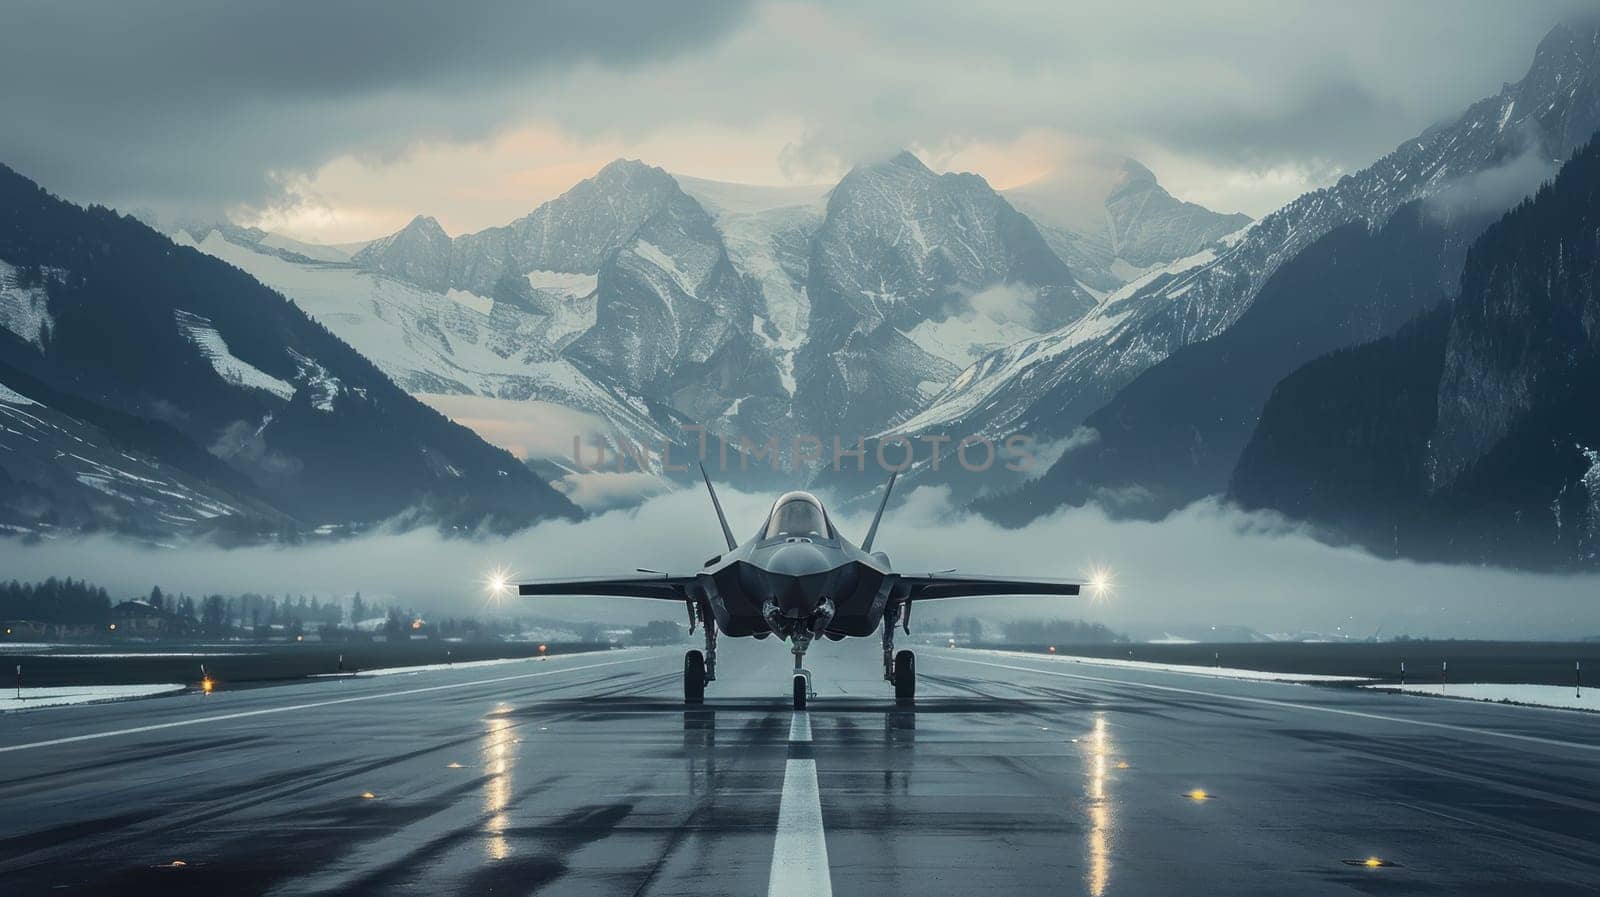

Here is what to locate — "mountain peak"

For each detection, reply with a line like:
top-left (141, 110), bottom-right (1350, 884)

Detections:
top-left (592, 157), bottom-right (672, 187)
top-left (887, 150), bottom-right (932, 173)
top-left (1522, 17), bottom-right (1600, 94)
top-left (402, 214), bottom-right (447, 238)
top-left (1116, 158), bottom-right (1157, 187)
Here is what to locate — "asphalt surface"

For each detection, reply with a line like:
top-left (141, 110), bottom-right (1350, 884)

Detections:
top-left (2, 640), bottom-right (1599, 896)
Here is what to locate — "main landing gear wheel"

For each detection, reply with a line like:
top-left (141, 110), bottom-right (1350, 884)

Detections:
top-left (684, 650), bottom-right (706, 704)
top-left (793, 674), bottom-right (808, 710)
top-left (894, 649), bottom-right (916, 704)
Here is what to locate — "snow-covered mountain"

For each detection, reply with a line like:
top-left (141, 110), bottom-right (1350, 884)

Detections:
top-left (794, 151), bottom-right (1098, 437)
top-left (229, 153), bottom-right (1114, 461)
top-left (903, 19), bottom-right (1600, 466)
top-left (182, 150), bottom-right (1240, 489)
top-left (1005, 157), bottom-right (1251, 292)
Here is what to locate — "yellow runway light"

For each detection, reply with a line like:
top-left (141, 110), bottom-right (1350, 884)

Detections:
top-left (360, 791), bottom-right (376, 800)
top-left (1187, 789), bottom-right (1211, 801)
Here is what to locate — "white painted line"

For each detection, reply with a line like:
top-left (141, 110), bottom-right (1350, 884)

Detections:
top-left (789, 710), bottom-right (812, 743)
top-left (940, 654), bottom-right (1600, 754)
top-left (0, 655), bottom-right (654, 755)
top-left (768, 758), bottom-right (832, 897)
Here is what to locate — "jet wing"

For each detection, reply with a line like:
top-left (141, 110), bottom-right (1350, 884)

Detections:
top-left (899, 573), bottom-right (1080, 601)
top-left (518, 574), bottom-right (696, 601)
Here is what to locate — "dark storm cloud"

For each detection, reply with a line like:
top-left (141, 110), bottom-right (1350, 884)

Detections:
top-left (0, 0), bottom-right (752, 214)
top-left (2, 0), bottom-right (1598, 222)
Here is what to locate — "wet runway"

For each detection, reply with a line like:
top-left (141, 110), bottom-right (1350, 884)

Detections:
top-left (2, 639), bottom-right (1599, 895)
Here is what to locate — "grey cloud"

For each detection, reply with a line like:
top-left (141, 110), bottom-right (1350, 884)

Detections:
top-left (3, 0), bottom-right (1598, 228)
top-left (0, 0), bottom-right (752, 215)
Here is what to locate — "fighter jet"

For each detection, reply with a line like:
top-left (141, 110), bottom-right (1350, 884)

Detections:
top-left (519, 467), bottom-right (1082, 708)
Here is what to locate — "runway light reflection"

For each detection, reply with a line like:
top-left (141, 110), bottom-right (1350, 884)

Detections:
top-left (483, 715), bottom-right (516, 860)
top-left (1081, 712), bottom-right (1114, 896)
top-left (1343, 856), bottom-right (1399, 868)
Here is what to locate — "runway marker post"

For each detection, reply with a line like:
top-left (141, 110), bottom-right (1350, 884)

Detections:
top-left (1441, 660), bottom-right (1447, 694)
top-left (1400, 660), bottom-right (1405, 687)
top-left (14, 664), bottom-right (19, 700)
top-left (1578, 661), bottom-right (1582, 699)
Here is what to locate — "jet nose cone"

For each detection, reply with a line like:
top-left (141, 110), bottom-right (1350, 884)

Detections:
top-left (767, 542), bottom-right (833, 578)
top-left (766, 543), bottom-right (834, 617)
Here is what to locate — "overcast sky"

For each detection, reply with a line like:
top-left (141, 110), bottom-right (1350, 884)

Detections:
top-left (1, 0), bottom-right (1593, 242)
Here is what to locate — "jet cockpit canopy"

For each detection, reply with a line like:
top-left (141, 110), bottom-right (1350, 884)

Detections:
top-left (764, 491), bottom-right (832, 540)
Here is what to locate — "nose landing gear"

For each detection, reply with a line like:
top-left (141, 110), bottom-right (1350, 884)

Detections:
top-left (791, 629), bottom-right (816, 709)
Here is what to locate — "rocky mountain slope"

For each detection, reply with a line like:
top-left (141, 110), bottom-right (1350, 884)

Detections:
top-left (794, 151), bottom-right (1097, 437)
top-left (1231, 134), bottom-right (1600, 569)
top-left (903, 19), bottom-right (1600, 472)
top-left (982, 197), bottom-right (1503, 524)
top-left (0, 163), bottom-right (581, 540)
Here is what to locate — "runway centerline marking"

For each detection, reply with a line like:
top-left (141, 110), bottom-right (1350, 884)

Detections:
top-left (770, 711), bottom-right (830, 897)
top-left (940, 654), bottom-right (1600, 754)
top-left (0, 655), bottom-right (655, 755)
top-left (789, 711), bottom-right (812, 743)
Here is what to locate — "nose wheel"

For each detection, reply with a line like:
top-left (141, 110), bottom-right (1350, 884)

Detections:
top-left (684, 649), bottom-right (706, 704)
top-left (793, 673), bottom-right (809, 709)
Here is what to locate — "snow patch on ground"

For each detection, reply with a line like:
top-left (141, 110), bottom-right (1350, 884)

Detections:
top-left (1, 683), bottom-right (185, 712)
top-left (1362, 683), bottom-right (1596, 712)
top-left (966, 648), bottom-right (1372, 682)
top-left (630, 240), bottom-right (701, 296)
top-left (525, 270), bottom-right (598, 299)
top-left (287, 348), bottom-right (342, 412)
top-left (174, 309), bottom-right (296, 401)
top-left (446, 288), bottom-right (494, 315)
top-left (0, 259), bottom-right (55, 349)
top-left (0, 381), bottom-right (38, 405)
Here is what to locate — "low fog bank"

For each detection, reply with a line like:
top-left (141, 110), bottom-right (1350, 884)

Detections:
top-left (3, 487), bottom-right (1598, 640)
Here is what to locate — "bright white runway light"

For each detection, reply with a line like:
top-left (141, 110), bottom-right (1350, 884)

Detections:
top-left (483, 565), bottom-right (515, 601)
top-left (1088, 565), bottom-right (1115, 600)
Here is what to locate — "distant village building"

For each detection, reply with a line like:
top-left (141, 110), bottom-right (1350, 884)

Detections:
top-left (111, 599), bottom-right (192, 636)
